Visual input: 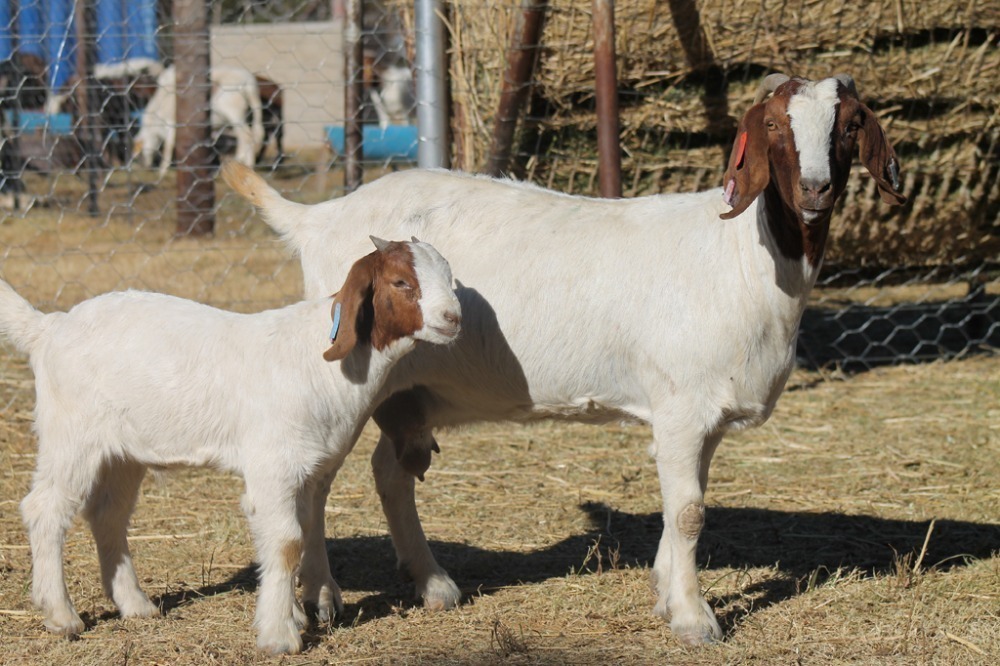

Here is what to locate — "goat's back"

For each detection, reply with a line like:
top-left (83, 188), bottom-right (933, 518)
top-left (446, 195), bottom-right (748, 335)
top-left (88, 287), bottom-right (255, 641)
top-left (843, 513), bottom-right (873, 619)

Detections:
top-left (291, 170), bottom-right (789, 427)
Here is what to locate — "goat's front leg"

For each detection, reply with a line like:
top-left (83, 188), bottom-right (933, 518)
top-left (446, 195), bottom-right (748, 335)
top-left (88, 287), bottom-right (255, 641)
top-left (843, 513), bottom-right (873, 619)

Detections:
top-left (649, 422), bottom-right (723, 645)
top-left (298, 471), bottom-right (343, 624)
top-left (158, 128), bottom-right (175, 179)
top-left (371, 432), bottom-right (461, 610)
top-left (242, 477), bottom-right (306, 655)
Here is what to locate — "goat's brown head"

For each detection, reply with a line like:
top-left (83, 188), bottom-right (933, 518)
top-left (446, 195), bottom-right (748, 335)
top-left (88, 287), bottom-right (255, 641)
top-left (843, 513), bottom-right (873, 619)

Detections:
top-left (323, 237), bottom-right (461, 362)
top-left (721, 74), bottom-right (906, 231)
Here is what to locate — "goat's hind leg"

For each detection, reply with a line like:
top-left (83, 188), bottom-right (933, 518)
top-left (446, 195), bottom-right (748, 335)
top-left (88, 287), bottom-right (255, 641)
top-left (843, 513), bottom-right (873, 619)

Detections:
top-left (298, 470), bottom-right (343, 625)
top-left (371, 431), bottom-right (461, 610)
top-left (20, 440), bottom-right (106, 636)
top-left (82, 459), bottom-right (159, 619)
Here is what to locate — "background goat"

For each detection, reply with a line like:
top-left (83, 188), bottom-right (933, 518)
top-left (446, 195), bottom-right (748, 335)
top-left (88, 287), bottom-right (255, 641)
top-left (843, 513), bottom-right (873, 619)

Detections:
top-left (0, 238), bottom-right (461, 655)
top-left (135, 64), bottom-right (264, 176)
top-left (223, 73), bottom-right (905, 646)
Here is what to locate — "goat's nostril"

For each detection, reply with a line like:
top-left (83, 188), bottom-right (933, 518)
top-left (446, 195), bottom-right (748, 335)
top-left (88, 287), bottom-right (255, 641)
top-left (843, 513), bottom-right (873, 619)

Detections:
top-left (801, 179), bottom-right (831, 195)
top-left (443, 311), bottom-right (461, 326)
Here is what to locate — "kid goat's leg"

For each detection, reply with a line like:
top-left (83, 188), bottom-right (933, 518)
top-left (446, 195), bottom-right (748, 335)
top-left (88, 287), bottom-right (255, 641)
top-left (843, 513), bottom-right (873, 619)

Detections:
top-left (81, 459), bottom-right (159, 618)
top-left (20, 439), bottom-right (105, 636)
top-left (242, 473), bottom-right (306, 655)
top-left (298, 470), bottom-right (343, 624)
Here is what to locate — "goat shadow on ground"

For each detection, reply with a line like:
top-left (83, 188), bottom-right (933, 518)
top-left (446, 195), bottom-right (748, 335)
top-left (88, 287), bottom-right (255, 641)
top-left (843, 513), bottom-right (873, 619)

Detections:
top-left (796, 287), bottom-right (999, 372)
top-left (151, 502), bottom-right (1000, 639)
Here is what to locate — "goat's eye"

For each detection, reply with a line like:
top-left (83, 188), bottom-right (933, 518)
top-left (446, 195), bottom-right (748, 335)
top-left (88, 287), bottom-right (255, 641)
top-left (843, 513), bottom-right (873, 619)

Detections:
top-left (393, 279), bottom-right (412, 289)
top-left (766, 119), bottom-right (778, 131)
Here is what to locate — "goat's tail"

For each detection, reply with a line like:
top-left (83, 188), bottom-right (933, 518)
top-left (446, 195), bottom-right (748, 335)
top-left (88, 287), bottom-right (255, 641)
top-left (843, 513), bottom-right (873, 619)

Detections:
top-left (0, 279), bottom-right (48, 355)
top-left (221, 161), bottom-right (307, 237)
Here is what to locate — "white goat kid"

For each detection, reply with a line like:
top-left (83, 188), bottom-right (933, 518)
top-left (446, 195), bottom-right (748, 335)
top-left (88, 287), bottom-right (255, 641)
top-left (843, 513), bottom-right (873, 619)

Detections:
top-left (135, 64), bottom-right (265, 176)
top-left (1, 238), bottom-right (461, 655)
top-left (223, 74), bottom-right (906, 645)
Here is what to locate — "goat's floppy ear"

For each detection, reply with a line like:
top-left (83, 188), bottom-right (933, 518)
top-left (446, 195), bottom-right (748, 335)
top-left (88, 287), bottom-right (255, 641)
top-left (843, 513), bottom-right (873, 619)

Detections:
top-left (720, 104), bottom-right (770, 220)
top-left (857, 103), bottom-right (907, 206)
top-left (323, 251), bottom-right (379, 362)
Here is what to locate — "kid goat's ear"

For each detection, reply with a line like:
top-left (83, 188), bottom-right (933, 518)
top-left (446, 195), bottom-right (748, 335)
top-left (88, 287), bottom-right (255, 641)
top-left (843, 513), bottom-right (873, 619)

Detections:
top-left (323, 251), bottom-right (380, 362)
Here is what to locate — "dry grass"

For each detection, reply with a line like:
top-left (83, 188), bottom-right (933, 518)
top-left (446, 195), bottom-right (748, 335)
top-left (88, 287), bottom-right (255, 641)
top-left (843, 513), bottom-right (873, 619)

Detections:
top-left (0, 172), bottom-right (997, 664)
top-left (1, 350), bottom-right (997, 664)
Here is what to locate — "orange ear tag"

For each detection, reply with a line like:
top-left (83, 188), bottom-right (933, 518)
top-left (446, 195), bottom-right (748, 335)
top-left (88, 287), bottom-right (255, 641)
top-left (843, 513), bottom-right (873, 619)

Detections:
top-left (735, 131), bottom-right (747, 169)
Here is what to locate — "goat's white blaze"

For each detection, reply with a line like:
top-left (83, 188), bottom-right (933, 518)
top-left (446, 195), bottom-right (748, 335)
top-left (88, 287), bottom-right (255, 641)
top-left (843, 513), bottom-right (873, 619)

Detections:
top-left (787, 78), bottom-right (840, 184)
top-left (410, 243), bottom-right (460, 343)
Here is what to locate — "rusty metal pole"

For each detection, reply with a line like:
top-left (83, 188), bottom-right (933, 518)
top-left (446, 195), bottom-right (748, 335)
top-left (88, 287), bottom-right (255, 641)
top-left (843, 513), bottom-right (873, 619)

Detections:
top-left (343, 0), bottom-right (364, 192)
top-left (592, 0), bottom-right (621, 198)
top-left (173, 0), bottom-right (214, 236)
top-left (484, 0), bottom-right (547, 177)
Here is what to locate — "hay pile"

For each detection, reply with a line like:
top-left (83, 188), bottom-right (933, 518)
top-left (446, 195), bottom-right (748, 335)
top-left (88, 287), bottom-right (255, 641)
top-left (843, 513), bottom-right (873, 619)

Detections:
top-left (393, 0), bottom-right (999, 268)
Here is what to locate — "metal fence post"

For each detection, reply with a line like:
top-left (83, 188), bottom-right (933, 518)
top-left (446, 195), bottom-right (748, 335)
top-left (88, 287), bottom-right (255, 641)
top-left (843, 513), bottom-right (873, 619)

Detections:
top-left (415, 0), bottom-right (449, 169)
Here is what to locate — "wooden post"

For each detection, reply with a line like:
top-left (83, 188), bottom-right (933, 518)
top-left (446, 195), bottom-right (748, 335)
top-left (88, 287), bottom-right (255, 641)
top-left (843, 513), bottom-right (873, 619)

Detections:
top-left (73, 0), bottom-right (100, 216)
top-left (592, 0), bottom-right (621, 198)
top-left (484, 0), bottom-right (547, 177)
top-left (343, 0), bottom-right (363, 192)
top-left (173, 0), bottom-right (214, 236)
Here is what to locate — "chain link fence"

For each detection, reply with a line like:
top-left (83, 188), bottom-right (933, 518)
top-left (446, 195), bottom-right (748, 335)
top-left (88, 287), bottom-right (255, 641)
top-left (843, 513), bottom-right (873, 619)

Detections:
top-left (0, 0), bottom-right (996, 384)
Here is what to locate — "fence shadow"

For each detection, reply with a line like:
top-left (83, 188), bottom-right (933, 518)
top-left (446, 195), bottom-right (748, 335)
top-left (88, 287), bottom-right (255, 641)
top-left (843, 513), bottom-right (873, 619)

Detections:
top-left (797, 289), bottom-right (999, 371)
top-left (150, 502), bottom-right (999, 638)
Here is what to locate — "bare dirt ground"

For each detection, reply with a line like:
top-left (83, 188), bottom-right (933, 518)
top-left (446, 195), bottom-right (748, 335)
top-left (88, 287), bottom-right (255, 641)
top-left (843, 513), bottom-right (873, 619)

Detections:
top-left (0, 169), bottom-right (997, 665)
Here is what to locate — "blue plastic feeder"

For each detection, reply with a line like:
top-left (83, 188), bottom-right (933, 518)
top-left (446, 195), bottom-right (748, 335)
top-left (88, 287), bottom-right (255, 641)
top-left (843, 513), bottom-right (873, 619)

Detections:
top-left (4, 111), bottom-right (74, 135)
top-left (325, 125), bottom-right (418, 162)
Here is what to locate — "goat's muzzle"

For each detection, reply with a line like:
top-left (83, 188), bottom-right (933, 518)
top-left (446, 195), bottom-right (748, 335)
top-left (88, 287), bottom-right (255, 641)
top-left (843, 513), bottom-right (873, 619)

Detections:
top-left (799, 177), bottom-right (835, 218)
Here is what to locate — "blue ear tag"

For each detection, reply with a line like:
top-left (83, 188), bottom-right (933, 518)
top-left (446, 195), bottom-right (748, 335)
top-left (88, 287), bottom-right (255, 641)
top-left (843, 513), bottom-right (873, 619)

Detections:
top-left (329, 301), bottom-right (342, 342)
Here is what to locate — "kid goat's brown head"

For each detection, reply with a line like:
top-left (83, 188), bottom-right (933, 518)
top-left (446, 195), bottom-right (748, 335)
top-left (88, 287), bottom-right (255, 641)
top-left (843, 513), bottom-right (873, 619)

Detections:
top-left (323, 237), bottom-right (461, 362)
top-left (721, 74), bottom-right (906, 227)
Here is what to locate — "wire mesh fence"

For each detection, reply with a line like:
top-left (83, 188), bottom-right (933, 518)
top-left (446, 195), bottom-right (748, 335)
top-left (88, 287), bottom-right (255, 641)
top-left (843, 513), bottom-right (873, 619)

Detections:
top-left (0, 0), bottom-right (996, 381)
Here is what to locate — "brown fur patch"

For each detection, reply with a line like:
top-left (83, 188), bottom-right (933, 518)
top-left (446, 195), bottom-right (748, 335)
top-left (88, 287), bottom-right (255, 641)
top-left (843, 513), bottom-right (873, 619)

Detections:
top-left (323, 242), bottom-right (425, 361)
top-left (282, 540), bottom-right (303, 572)
top-left (677, 503), bottom-right (705, 540)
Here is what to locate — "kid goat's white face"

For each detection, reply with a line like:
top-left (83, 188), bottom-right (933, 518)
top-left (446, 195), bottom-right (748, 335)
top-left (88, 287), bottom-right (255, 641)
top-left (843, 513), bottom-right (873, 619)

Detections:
top-left (410, 241), bottom-right (462, 345)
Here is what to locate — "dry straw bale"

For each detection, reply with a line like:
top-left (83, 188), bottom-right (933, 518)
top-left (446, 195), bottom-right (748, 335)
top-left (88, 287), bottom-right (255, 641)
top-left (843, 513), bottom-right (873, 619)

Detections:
top-left (392, 0), bottom-right (999, 268)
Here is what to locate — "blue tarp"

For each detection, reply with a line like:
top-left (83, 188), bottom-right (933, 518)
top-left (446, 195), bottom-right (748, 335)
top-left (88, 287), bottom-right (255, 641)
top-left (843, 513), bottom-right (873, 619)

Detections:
top-left (0, 0), bottom-right (159, 91)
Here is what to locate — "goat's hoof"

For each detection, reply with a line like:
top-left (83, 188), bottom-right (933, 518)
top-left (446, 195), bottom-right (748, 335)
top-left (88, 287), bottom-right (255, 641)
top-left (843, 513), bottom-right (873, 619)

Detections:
top-left (305, 580), bottom-right (343, 625)
top-left (44, 611), bottom-right (85, 637)
top-left (119, 597), bottom-right (160, 619)
top-left (257, 624), bottom-right (304, 655)
top-left (420, 573), bottom-right (461, 611)
top-left (668, 600), bottom-right (723, 646)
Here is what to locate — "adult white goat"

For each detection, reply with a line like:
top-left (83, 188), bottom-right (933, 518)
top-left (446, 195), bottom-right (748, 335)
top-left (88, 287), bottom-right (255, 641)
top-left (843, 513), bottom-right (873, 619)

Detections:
top-left (223, 74), bottom-right (906, 645)
top-left (1, 238), bottom-right (461, 655)
top-left (135, 64), bottom-right (265, 176)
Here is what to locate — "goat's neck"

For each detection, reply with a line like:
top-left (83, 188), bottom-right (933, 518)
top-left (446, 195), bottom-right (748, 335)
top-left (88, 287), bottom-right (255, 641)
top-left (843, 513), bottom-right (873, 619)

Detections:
top-left (292, 298), bottom-right (410, 394)
top-left (756, 184), bottom-right (830, 299)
